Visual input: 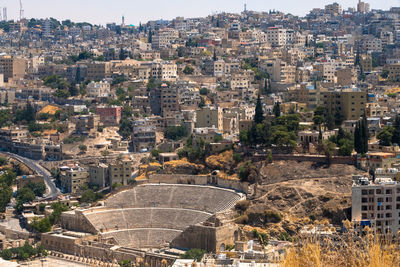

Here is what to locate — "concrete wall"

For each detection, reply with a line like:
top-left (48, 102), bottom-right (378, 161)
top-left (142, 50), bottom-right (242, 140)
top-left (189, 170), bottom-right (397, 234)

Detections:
top-left (171, 223), bottom-right (237, 253)
top-left (60, 210), bottom-right (98, 234)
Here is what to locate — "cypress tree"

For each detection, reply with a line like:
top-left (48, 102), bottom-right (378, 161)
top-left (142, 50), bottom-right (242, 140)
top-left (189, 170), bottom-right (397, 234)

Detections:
top-left (354, 121), bottom-right (361, 154)
top-left (362, 113), bottom-right (368, 153)
top-left (392, 115), bottom-right (400, 145)
top-left (254, 95), bottom-right (264, 124)
top-left (273, 102), bottom-right (280, 118)
top-left (355, 48), bottom-right (360, 67)
top-left (266, 79), bottom-right (272, 95)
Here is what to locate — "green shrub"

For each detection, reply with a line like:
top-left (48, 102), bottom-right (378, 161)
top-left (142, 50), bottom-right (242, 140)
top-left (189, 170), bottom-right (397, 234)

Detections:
top-left (235, 214), bottom-right (249, 224)
top-left (180, 248), bottom-right (207, 262)
top-left (234, 200), bottom-right (250, 213)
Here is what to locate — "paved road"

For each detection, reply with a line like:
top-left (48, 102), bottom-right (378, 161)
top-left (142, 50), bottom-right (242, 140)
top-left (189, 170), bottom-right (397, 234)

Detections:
top-left (4, 152), bottom-right (61, 199)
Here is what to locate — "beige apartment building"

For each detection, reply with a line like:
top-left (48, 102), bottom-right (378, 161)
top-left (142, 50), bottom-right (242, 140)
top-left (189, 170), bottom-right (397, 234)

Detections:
top-left (109, 157), bottom-right (133, 186)
top-left (336, 68), bottom-right (357, 86)
top-left (261, 59), bottom-right (295, 83)
top-left (266, 27), bottom-right (287, 46)
top-left (315, 62), bottom-right (336, 83)
top-left (150, 60), bottom-right (177, 81)
top-left (196, 106), bottom-right (223, 131)
top-left (230, 73), bottom-right (250, 90)
top-left (325, 2), bottom-right (342, 16)
top-left (360, 54), bottom-right (372, 73)
top-left (88, 163), bottom-right (109, 188)
top-left (323, 89), bottom-right (367, 120)
top-left (213, 60), bottom-right (240, 77)
top-left (384, 63), bottom-right (400, 82)
top-left (0, 55), bottom-right (26, 82)
top-left (79, 61), bottom-right (111, 81)
top-left (59, 166), bottom-right (89, 194)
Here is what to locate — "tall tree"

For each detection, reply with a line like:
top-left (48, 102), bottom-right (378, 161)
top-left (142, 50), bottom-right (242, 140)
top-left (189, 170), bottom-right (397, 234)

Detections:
top-left (361, 113), bottom-right (368, 153)
top-left (25, 101), bottom-right (35, 123)
top-left (273, 102), bottom-right (280, 118)
top-left (254, 95), bottom-right (264, 124)
top-left (355, 48), bottom-right (360, 67)
top-left (392, 115), bottom-right (400, 145)
top-left (354, 121), bottom-right (362, 154)
top-left (265, 79), bottom-right (272, 95)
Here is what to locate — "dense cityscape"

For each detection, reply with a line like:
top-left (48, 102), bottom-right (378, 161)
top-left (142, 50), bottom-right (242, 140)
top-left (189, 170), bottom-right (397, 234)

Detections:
top-left (0, 0), bottom-right (398, 266)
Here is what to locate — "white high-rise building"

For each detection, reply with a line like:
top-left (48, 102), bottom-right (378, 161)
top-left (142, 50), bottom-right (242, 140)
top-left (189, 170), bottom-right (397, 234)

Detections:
top-left (266, 27), bottom-right (287, 47)
top-left (352, 176), bottom-right (400, 235)
top-left (2, 7), bottom-right (7, 21)
top-left (357, 0), bottom-right (370, 13)
top-left (42, 19), bottom-right (51, 37)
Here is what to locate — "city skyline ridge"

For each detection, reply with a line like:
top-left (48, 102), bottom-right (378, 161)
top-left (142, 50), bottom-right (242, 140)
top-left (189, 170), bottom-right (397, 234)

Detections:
top-left (0, 0), bottom-right (396, 26)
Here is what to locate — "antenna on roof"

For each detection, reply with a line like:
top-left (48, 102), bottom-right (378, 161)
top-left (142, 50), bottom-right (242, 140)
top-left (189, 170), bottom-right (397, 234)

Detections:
top-left (19, 0), bottom-right (24, 21)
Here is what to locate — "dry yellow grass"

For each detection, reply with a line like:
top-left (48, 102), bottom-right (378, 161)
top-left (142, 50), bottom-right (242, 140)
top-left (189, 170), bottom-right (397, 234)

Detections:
top-left (38, 105), bottom-right (61, 115)
top-left (205, 150), bottom-right (234, 170)
top-left (281, 222), bottom-right (400, 267)
top-left (163, 158), bottom-right (203, 170)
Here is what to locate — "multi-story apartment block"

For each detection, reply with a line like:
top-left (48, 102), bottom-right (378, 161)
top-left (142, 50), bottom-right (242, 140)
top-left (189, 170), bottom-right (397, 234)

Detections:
top-left (315, 62), bottom-right (336, 83)
top-left (325, 2), bottom-right (342, 16)
top-left (360, 54), bottom-right (373, 73)
top-left (266, 27), bottom-right (287, 47)
top-left (357, 0), bottom-right (370, 13)
top-left (86, 81), bottom-right (111, 98)
top-left (109, 157), bottom-right (133, 186)
top-left (96, 106), bottom-right (122, 126)
top-left (196, 106), bottom-right (223, 131)
top-left (152, 28), bottom-right (179, 49)
top-left (323, 88), bottom-right (367, 120)
top-left (149, 60), bottom-right (177, 81)
top-left (0, 55), bottom-right (26, 82)
top-left (131, 119), bottom-right (157, 152)
top-left (352, 176), bottom-right (400, 235)
top-left (88, 163), bottom-right (109, 188)
top-left (213, 60), bottom-right (240, 77)
top-left (59, 165), bottom-right (89, 194)
top-left (79, 61), bottom-right (111, 81)
top-left (336, 68), bottom-right (357, 86)
top-left (160, 84), bottom-right (179, 117)
top-left (384, 63), bottom-right (400, 82)
top-left (261, 59), bottom-right (295, 83)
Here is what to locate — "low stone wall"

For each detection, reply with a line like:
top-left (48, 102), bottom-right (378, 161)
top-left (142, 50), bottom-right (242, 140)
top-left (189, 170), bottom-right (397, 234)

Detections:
top-left (253, 154), bottom-right (356, 165)
top-left (0, 224), bottom-right (31, 240)
top-left (148, 173), bottom-right (249, 193)
top-left (180, 75), bottom-right (216, 84)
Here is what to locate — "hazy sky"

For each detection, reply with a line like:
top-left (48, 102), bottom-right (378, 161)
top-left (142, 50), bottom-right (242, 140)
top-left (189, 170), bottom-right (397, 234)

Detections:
top-left (0, 0), bottom-right (397, 25)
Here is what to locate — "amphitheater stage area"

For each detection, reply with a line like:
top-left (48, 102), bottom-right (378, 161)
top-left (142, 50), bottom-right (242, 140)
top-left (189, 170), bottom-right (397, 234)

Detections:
top-left (57, 183), bottom-right (245, 254)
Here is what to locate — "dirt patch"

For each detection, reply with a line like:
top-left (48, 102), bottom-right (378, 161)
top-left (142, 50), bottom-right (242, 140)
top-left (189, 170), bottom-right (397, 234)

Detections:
top-left (235, 160), bottom-right (367, 239)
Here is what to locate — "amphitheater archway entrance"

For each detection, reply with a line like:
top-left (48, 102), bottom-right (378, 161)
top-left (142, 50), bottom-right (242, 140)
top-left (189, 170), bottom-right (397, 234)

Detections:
top-left (219, 243), bottom-right (225, 252)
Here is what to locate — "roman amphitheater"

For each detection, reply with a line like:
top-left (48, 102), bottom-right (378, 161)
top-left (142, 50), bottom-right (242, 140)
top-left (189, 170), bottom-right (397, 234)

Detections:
top-left (42, 177), bottom-right (247, 266)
